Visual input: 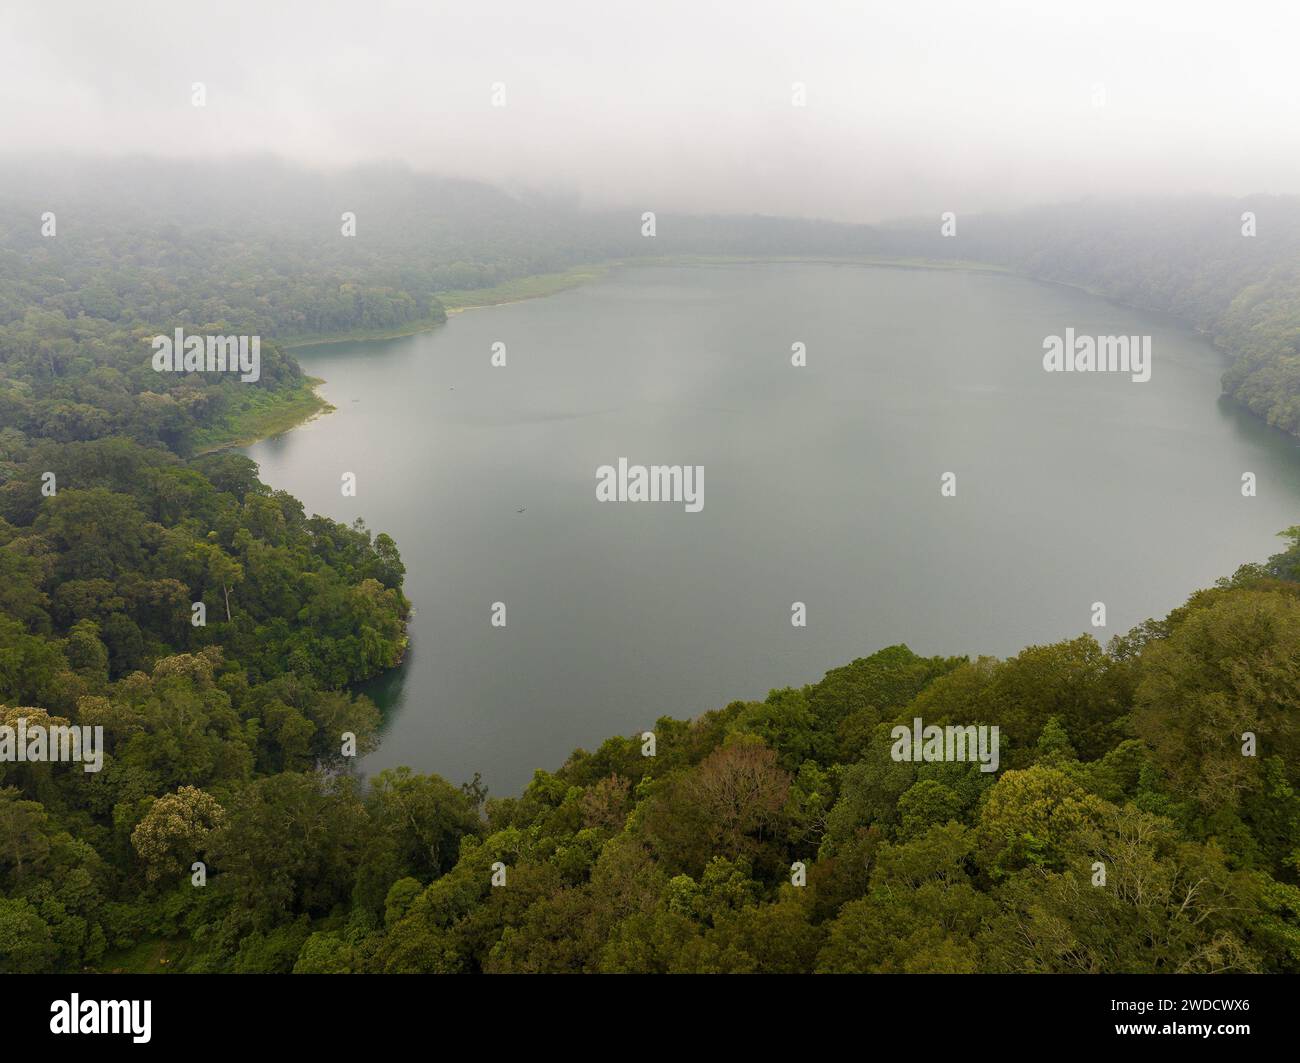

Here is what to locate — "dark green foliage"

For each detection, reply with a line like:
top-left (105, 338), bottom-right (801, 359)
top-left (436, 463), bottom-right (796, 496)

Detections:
top-left (3, 162), bottom-right (1300, 972)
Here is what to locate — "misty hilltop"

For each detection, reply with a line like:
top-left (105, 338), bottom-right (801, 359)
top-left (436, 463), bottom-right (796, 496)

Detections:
top-left (3, 155), bottom-right (1299, 443)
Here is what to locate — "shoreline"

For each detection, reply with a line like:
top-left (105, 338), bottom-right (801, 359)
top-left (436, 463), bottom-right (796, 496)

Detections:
top-left (201, 254), bottom-right (1243, 455)
top-left (278, 255), bottom-right (1011, 351)
top-left (192, 376), bottom-right (334, 455)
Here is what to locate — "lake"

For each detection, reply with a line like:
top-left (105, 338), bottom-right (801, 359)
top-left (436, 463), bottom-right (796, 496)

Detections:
top-left (243, 262), bottom-right (1300, 794)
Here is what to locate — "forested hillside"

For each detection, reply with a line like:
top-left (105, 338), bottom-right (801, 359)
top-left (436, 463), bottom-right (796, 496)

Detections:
top-left (5, 159), bottom-right (1297, 448)
top-left (879, 199), bottom-right (1300, 436)
top-left (346, 555), bottom-right (1300, 974)
top-left (0, 158), bottom-right (899, 452)
top-left (2, 158), bottom-right (1299, 973)
top-left (4, 538), bottom-right (1300, 973)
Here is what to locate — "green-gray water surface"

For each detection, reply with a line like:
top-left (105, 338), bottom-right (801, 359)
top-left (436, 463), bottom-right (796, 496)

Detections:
top-left (244, 263), bottom-right (1300, 793)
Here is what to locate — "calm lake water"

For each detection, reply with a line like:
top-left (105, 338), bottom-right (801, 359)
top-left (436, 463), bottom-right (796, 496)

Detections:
top-left (244, 263), bottom-right (1300, 794)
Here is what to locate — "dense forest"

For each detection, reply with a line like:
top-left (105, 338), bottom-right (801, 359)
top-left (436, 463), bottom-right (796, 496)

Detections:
top-left (4, 159), bottom-right (1298, 449)
top-left (1, 158), bottom-right (1299, 973)
top-left (4, 526), bottom-right (1300, 973)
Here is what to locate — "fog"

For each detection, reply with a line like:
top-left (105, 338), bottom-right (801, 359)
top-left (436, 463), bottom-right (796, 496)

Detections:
top-left (3, 0), bottom-right (1298, 221)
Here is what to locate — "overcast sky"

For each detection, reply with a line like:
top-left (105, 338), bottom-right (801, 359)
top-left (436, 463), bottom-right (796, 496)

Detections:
top-left (3, 0), bottom-right (1298, 221)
